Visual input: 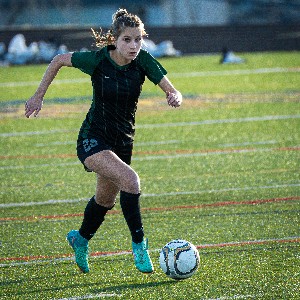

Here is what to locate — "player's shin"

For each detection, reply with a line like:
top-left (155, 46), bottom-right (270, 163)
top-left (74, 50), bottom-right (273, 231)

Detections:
top-left (79, 196), bottom-right (111, 240)
top-left (120, 191), bottom-right (144, 243)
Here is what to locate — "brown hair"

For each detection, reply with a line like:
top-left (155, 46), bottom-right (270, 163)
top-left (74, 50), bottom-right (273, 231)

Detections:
top-left (92, 8), bottom-right (147, 48)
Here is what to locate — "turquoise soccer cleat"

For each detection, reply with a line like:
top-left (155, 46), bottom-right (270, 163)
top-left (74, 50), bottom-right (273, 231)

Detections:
top-left (132, 238), bottom-right (154, 273)
top-left (66, 230), bottom-right (89, 273)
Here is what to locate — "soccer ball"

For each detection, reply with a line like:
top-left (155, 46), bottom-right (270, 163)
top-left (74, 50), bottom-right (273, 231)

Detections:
top-left (159, 239), bottom-right (200, 280)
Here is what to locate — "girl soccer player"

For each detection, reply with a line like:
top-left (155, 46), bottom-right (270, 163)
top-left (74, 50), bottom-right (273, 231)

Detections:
top-left (25, 8), bottom-right (182, 274)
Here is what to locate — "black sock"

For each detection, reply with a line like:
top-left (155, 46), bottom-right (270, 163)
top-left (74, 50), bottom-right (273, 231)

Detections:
top-left (120, 191), bottom-right (144, 243)
top-left (79, 196), bottom-right (110, 240)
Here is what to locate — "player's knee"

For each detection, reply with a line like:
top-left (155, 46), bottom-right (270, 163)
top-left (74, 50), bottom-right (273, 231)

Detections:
top-left (124, 170), bottom-right (140, 193)
top-left (95, 195), bottom-right (116, 209)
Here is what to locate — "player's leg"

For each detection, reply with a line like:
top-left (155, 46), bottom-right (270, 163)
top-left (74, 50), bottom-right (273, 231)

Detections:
top-left (84, 150), bottom-right (144, 241)
top-left (85, 150), bottom-right (145, 241)
top-left (67, 174), bottom-right (119, 273)
top-left (84, 150), bottom-right (140, 193)
top-left (84, 150), bottom-right (154, 273)
top-left (120, 190), bottom-right (154, 273)
top-left (79, 174), bottom-right (119, 240)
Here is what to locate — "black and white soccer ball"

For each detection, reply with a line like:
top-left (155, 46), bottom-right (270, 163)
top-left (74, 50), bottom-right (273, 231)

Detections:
top-left (159, 239), bottom-right (200, 280)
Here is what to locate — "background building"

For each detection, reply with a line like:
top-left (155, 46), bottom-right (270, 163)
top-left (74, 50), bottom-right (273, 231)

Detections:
top-left (0, 0), bottom-right (299, 55)
top-left (0, 0), bottom-right (299, 27)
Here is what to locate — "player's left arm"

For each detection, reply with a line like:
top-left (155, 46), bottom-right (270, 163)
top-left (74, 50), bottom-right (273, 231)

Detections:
top-left (158, 76), bottom-right (182, 108)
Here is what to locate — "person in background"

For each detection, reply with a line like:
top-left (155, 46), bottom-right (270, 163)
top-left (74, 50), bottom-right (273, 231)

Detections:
top-left (25, 8), bottom-right (182, 274)
top-left (220, 47), bottom-right (245, 64)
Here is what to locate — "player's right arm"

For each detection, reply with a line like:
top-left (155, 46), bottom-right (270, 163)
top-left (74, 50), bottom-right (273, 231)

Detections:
top-left (25, 53), bottom-right (73, 118)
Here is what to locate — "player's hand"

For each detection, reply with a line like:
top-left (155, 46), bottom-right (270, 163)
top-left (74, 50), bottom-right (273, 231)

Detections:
top-left (166, 91), bottom-right (182, 108)
top-left (25, 96), bottom-right (43, 118)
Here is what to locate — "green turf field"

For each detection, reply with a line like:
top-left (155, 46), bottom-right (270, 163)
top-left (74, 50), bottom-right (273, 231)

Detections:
top-left (1, 51), bottom-right (299, 299)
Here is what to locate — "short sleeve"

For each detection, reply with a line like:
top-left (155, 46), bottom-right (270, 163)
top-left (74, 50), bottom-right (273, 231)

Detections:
top-left (71, 51), bottom-right (103, 76)
top-left (137, 50), bottom-right (167, 85)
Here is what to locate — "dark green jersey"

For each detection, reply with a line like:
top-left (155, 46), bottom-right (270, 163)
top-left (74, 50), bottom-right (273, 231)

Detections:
top-left (71, 46), bottom-right (167, 147)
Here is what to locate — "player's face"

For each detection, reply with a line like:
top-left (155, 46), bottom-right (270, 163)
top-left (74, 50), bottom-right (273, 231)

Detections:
top-left (114, 27), bottom-right (143, 65)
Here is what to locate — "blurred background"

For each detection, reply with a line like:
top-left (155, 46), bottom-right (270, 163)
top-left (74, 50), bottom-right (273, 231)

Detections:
top-left (0, 0), bottom-right (299, 63)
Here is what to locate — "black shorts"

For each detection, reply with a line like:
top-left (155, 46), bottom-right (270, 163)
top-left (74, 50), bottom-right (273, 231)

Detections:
top-left (77, 137), bottom-right (133, 171)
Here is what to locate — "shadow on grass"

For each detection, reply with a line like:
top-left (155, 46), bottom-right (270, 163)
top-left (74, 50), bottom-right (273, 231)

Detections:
top-left (2, 263), bottom-right (177, 298)
top-left (4, 279), bottom-right (177, 299)
top-left (92, 279), bottom-right (177, 295)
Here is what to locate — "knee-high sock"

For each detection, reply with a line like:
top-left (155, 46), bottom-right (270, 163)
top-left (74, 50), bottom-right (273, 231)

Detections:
top-left (79, 196), bottom-right (110, 240)
top-left (120, 191), bottom-right (144, 243)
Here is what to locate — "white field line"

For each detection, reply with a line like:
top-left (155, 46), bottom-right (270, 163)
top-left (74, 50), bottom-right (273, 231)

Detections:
top-left (0, 250), bottom-right (132, 268)
top-left (34, 139), bottom-right (276, 148)
top-left (1, 237), bottom-right (299, 268)
top-left (137, 114), bottom-right (300, 129)
top-left (134, 147), bottom-right (274, 161)
top-left (34, 139), bottom-right (181, 147)
top-left (201, 295), bottom-right (260, 300)
top-left (0, 129), bottom-right (75, 137)
top-left (1, 114), bottom-right (299, 137)
top-left (0, 161), bottom-right (80, 170)
top-left (0, 78), bottom-right (90, 88)
top-left (169, 67), bottom-right (300, 78)
top-left (52, 293), bottom-right (121, 299)
top-left (1, 146), bottom-right (300, 171)
top-left (1, 183), bottom-right (299, 208)
top-left (131, 146), bottom-right (298, 162)
top-left (1, 67), bottom-right (299, 88)
top-left (35, 141), bottom-right (75, 147)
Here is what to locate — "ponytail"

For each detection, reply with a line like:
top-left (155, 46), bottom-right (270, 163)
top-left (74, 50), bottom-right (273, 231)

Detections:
top-left (92, 8), bottom-right (146, 49)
